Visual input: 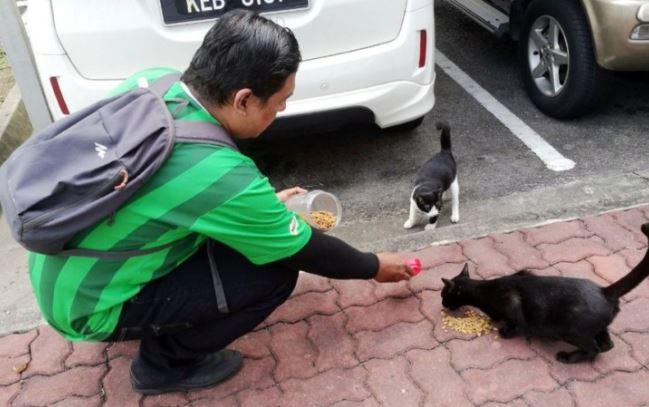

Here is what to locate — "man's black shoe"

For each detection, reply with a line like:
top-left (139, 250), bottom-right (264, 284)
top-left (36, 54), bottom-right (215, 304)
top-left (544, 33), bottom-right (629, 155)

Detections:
top-left (130, 349), bottom-right (243, 394)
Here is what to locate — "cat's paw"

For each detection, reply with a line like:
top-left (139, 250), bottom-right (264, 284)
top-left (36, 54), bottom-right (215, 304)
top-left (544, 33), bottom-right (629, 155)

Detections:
top-left (450, 213), bottom-right (460, 223)
top-left (598, 338), bottom-right (614, 353)
top-left (424, 223), bottom-right (437, 231)
top-left (555, 351), bottom-right (572, 364)
top-left (556, 350), bottom-right (594, 364)
top-left (403, 220), bottom-right (415, 229)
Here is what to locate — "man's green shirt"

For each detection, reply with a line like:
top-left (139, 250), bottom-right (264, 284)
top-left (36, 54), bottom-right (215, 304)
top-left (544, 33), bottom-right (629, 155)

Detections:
top-left (28, 68), bottom-right (312, 341)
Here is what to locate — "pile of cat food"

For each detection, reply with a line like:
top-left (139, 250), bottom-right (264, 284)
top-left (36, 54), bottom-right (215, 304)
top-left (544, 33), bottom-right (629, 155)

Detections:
top-left (305, 210), bottom-right (337, 231)
top-left (441, 308), bottom-right (496, 336)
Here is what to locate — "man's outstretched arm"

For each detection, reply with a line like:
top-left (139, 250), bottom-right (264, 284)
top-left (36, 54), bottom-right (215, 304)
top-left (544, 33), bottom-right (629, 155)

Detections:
top-left (276, 230), bottom-right (412, 282)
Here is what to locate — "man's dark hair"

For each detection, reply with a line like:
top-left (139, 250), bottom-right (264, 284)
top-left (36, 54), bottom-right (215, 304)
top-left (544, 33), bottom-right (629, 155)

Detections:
top-left (181, 9), bottom-right (301, 106)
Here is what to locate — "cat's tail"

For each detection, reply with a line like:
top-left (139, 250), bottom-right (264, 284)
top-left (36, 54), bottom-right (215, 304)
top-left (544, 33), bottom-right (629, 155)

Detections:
top-left (436, 121), bottom-right (451, 151)
top-left (602, 223), bottom-right (649, 299)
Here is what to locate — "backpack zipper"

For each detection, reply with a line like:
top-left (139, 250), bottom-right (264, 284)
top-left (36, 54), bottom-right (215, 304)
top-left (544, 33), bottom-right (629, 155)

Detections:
top-left (22, 169), bottom-right (126, 233)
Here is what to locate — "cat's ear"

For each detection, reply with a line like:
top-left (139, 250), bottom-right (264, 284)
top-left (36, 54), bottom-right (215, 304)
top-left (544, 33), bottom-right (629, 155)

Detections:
top-left (459, 263), bottom-right (469, 278)
top-left (442, 278), bottom-right (454, 289)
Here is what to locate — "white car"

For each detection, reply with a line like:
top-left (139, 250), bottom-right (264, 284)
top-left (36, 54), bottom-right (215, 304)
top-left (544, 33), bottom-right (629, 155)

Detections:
top-left (26, 0), bottom-right (435, 131)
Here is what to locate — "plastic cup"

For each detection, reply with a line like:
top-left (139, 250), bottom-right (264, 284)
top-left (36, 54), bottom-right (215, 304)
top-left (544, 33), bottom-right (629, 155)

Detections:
top-left (286, 190), bottom-right (342, 231)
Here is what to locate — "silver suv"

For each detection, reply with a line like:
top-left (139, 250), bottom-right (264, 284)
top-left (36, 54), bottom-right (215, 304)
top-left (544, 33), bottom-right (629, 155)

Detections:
top-left (444, 0), bottom-right (649, 118)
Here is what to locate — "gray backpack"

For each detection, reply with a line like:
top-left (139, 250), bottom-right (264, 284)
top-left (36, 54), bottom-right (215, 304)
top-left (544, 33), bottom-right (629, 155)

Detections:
top-left (0, 73), bottom-right (237, 257)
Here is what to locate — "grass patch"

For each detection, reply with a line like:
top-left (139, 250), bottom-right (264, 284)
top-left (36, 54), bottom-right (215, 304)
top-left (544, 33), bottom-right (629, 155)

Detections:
top-left (0, 47), bottom-right (16, 105)
top-left (0, 49), bottom-right (7, 69)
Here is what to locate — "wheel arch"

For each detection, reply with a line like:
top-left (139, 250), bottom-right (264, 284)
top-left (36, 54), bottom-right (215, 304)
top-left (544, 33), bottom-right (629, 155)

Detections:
top-left (509, 0), bottom-right (596, 49)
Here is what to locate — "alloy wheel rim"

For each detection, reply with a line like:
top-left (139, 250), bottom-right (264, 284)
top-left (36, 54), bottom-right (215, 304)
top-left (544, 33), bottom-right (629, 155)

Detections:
top-left (527, 15), bottom-right (570, 98)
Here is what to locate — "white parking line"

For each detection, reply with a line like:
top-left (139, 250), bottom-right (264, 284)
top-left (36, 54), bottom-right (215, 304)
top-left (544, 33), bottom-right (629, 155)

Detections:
top-left (435, 50), bottom-right (575, 172)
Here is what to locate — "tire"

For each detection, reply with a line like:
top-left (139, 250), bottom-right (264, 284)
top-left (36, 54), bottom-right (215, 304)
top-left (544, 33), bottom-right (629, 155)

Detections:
top-left (384, 116), bottom-right (425, 132)
top-left (519, 0), bottom-right (610, 119)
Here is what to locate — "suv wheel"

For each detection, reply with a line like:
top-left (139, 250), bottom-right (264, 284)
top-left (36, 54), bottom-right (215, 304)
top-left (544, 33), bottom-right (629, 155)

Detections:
top-left (519, 0), bottom-right (610, 118)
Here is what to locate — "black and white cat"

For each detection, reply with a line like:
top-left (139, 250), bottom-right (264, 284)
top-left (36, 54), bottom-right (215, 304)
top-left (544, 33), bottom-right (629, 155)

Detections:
top-left (403, 122), bottom-right (459, 230)
top-left (441, 223), bottom-right (649, 364)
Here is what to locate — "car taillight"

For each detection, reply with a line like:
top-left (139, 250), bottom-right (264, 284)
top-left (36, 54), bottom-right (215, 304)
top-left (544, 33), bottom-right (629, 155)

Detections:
top-left (631, 24), bottom-right (649, 40)
top-left (419, 30), bottom-right (427, 68)
top-left (49, 76), bottom-right (70, 115)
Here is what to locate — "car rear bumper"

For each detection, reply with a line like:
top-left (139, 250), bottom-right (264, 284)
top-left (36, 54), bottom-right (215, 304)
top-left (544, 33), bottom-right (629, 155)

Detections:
top-left (278, 79), bottom-right (435, 129)
top-left (33, 2), bottom-right (435, 127)
top-left (583, 0), bottom-right (649, 71)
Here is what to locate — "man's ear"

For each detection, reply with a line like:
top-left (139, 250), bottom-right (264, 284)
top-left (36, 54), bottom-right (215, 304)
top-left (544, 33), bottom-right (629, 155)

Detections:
top-left (232, 88), bottom-right (253, 115)
top-left (442, 278), bottom-right (454, 289)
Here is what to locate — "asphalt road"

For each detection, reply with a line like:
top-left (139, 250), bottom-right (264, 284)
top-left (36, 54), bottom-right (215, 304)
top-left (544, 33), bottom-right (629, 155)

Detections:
top-left (244, 0), bottom-right (649, 252)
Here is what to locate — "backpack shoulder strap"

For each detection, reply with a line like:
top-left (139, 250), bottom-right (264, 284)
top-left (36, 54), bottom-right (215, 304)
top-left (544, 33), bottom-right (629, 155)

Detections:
top-left (175, 121), bottom-right (239, 151)
top-left (147, 74), bottom-right (238, 151)
top-left (148, 73), bottom-right (183, 96)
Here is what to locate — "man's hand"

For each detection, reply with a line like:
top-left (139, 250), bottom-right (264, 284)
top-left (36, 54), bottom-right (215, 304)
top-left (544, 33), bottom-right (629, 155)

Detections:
top-left (276, 186), bottom-right (307, 203)
top-left (374, 252), bottom-right (413, 283)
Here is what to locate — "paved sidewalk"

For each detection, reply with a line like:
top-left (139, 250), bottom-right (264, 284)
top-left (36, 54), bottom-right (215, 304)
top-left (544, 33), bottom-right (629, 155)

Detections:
top-left (3, 206), bottom-right (649, 406)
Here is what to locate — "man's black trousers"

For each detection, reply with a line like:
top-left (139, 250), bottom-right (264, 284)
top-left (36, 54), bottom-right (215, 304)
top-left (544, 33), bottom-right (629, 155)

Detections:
top-left (105, 240), bottom-right (298, 372)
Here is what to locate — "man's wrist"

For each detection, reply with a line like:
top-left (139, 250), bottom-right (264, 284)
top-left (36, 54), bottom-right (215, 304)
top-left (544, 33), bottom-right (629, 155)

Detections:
top-left (369, 253), bottom-right (380, 279)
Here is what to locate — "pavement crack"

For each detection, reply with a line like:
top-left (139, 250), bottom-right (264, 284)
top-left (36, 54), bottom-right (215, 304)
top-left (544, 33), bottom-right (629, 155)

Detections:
top-left (265, 328), bottom-right (282, 386)
top-left (347, 316), bottom-right (427, 336)
top-left (454, 354), bottom-right (542, 374)
top-left (612, 218), bottom-right (649, 247)
top-left (616, 332), bottom-right (649, 371)
top-left (303, 317), bottom-right (321, 374)
top-left (632, 171), bottom-right (649, 182)
top-left (520, 386), bottom-right (578, 407)
top-left (476, 395), bottom-right (531, 407)
top-left (6, 382), bottom-right (23, 407)
top-left (288, 286), bottom-right (337, 302)
top-left (565, 366), bottom-right (646, 385)
top-left (342, 310), bottom-right (364, 367)
top-left (262, 309), bottom-right (342, 329)
top-left (25, 328), bottom-right (40, 364)
top-left (323, 396), bottom-right (373, 407)
top-left (532, 234), bottom-right (601, 251)
top-left (356, 362), bottom-right (378, 405)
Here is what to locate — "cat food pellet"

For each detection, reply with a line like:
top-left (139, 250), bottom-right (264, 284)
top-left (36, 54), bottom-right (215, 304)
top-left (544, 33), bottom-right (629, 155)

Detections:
top-left (12, 362), bottom-right (28, 374)
top-left (441, 309), bottom-right (495, 336)
top-left (305, 210), bottom-right (337, 231)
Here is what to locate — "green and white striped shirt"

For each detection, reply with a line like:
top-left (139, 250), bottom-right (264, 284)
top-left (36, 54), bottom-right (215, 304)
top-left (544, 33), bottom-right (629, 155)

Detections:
top-left (28, 68), bottom-right (312, 341)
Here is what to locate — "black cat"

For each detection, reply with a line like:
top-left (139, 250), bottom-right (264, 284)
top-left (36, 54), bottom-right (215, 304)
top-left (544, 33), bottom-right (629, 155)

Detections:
top-left (441, 223), bottom-right (649, 364)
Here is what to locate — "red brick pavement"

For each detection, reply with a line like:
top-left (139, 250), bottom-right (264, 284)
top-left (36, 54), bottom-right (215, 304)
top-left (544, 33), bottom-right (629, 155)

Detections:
top-left (3, 206), bottom-right (649, 406)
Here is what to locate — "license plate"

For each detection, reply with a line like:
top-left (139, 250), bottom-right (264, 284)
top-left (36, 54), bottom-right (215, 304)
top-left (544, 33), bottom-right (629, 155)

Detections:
top-left (161, 0), bottom-right (309, 24)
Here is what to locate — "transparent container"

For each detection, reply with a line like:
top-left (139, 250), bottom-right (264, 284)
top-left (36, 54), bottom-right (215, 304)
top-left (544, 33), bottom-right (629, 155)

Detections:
top-left (286, 190), bottom-right (342, 231)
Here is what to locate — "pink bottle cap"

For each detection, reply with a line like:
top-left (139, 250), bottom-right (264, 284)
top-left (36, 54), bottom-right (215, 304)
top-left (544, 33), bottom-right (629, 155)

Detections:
top-left (407, 258), bottom-right (422, 276)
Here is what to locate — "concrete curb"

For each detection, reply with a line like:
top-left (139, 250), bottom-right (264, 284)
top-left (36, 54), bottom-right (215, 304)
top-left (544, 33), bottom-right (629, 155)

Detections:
top-left (333, 170), bottom-right (649, 253)
top-left (0, 84), bottom-right (32, 165)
